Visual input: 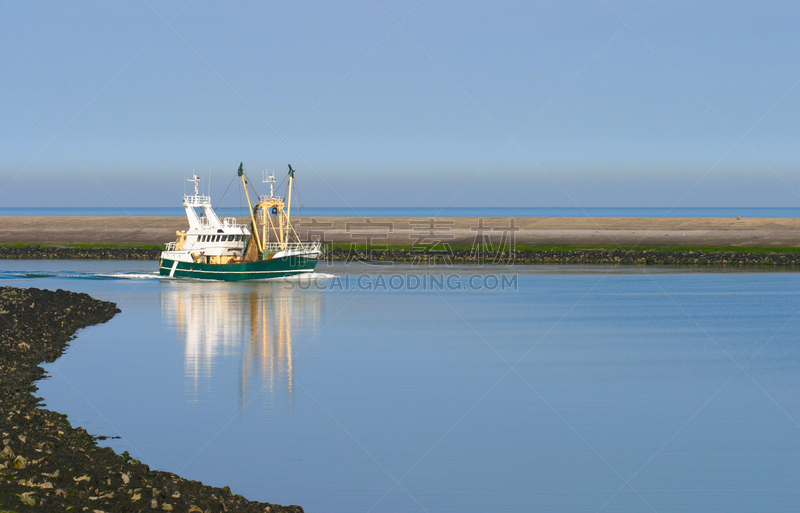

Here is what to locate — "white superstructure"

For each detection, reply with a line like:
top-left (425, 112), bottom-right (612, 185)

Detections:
top-left (161, 174), bottom-right (251, 264)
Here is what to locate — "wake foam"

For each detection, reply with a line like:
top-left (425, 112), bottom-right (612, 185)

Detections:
top-left (273, 272), bottom-right (338, 281)
top-left (94, 272), bottom-right (162, 280)
top-left (3, 270), bottom-right (162, 280)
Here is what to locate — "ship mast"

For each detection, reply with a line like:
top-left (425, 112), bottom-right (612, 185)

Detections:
top-left (239, 163), bottom-right (263, 255)
top-left (285, 164), bottom-right (294, 246)
top-left (189, 173), bottom-right (200, 196)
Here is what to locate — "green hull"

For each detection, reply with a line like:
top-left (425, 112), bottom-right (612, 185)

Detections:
top-left (159, 255), bottom-right (318, 281)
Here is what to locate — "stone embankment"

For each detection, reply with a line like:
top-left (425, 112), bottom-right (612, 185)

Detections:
top-left (0, 246), bottom-right (161, 260)
top-left (0, 286), bottom-right (303, 513)
top-left (1, 245), bottom-right (799, 266)
top-left (328, 248), bottom-right (800, 266)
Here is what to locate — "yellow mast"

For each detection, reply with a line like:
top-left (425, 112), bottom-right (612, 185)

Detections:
top-left (239, 163), bottom-right (263, 255)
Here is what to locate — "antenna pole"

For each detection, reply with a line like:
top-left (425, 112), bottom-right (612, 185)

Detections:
top-left (285, 164), bottom-right (295, 248)
top-left (187, 173), bottom-right (201, 196)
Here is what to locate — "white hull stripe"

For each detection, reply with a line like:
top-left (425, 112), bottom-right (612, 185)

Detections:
top-left (169, 260), bottom-right (179, 277)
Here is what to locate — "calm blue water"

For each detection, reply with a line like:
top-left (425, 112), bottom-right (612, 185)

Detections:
top-left (1, 261), bottom-right (798, 512)
top-left (1, 207), bottom-right (799, 218)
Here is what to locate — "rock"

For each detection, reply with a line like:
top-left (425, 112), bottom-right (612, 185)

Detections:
top-left (0, 444), bottom-right (14, 459)
top-left (13, 455), bottom-right (27, 469)
top-left (19, 491), bottom-right (37, 506)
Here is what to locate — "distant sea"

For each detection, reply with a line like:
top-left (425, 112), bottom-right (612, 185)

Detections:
top-left (1, 207), bottom-right (798, 218)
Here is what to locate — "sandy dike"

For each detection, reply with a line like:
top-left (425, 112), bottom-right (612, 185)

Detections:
top-left (1, 216), bottom-right (799, 248)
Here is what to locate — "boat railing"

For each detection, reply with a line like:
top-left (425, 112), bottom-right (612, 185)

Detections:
top-left (263, 241), bottom-right (321, 254)
top-left (164, 242), bottom-right (177, 251)
top-left (223, 217), bottom-right (245, 229)
top-left (184, 194), bottom-right (212, 206)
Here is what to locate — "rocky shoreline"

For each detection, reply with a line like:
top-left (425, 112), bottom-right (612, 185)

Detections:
top-left (0, 246), bottom-right (161, 260)
top-left (2, 245), bottom-right (798, 266)
top-left (0, 286), bottom-right (303, 512)
top-left (331, 247), bottom-right (800, 266)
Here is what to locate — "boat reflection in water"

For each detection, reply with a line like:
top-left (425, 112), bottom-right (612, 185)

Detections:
top-left (160, 280), bottom-right (322, 407)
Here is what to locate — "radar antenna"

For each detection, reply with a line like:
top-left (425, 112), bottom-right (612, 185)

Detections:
top-left (187, 173), bottom-right (201, 196)
top-left (264, 171), bottom-right (277, 198)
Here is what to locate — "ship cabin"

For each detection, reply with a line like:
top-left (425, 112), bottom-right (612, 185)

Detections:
top-left (163, 176), bottom-right (251, 265)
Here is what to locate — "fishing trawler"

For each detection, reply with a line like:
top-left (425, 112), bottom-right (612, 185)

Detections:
top-left (159, 163), bottom-right (322, 280)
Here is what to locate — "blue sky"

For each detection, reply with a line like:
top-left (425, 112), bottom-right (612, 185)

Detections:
top-left (1, 1), bottom-right (798, 208)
